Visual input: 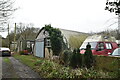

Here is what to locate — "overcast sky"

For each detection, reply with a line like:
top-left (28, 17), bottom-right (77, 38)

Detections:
top-left (1, 0), bottom-right (118, 37)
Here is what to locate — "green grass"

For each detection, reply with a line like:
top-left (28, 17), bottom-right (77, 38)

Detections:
top-left (3, 57), bottom-right (11, 63)
top-left (13, 53), bottom-right (118, 78)
top-left (13, 54), bottom-right (41, 69)
top-left (95, 56), bottom-right (120, 71)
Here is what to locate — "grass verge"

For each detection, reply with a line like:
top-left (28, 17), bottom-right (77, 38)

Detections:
top-left (13, 54), bottom-right (40, 69)
top-left (13, 53), bottom-right (119, 78)
top-left (3, 57), bottom-right (11, 63)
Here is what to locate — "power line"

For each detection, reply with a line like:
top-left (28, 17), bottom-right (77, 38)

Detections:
top-left (105, 0), bottom-right (120, 37)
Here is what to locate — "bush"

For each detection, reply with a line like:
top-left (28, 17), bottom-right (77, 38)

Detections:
top-left (14, 54), bottom-right (118, 78)
top-left (69, 48), bottom-right (82, 68)
top-left (19, 50), bottom-right (29, 55)
top-left (19, 51), bottom-right (24, 55)
top-left (52, 56), bottom-right (60, 63)
top-left (44, 24), bottom-right (64, 56)
top-left (26, 47), bottom-right (32, 53)
top-left (84, 43), bottom-right (94, 68)
top-left (61, 50), bottom-right (72, 66)
top-left (34, 60), bottom-right (43, 66)
top-left (35, 58), bottom-right (112, 78)
top-left (69, 49), bottom-right (77, 68)
top-left (75, 48), bottom-right (82, 68)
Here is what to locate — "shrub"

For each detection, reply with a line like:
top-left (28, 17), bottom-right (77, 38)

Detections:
top-left (44, 24), bottom-right (64, 56)
top-left (14, 54), bottom-right (118, 78)
top-left (19, 51), bottom-right (24, 55)
top-left (52, 56), bottom-right (60, 63)
top-left (37, 59), bottom-right (111, 78)
top-left (69, 48), bottom-right (82, 68)
top-left (75, 48), bottom-right (82, 68)
top-left (69, 49), bottom-right (77, 68)
top-left (34, 60), bottom-right (43, 66)
top-left (81, 67), bottom-right (110, 78)
top-left (60, 50), bottom-right (72, 66)
top-left (84, 43), bottom-right (94, 68)
top-left (26, 47), bottom-right (32, 53)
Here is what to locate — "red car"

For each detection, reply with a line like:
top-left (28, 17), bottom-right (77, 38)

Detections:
top-left (80, 35), bottom-right (118, 56)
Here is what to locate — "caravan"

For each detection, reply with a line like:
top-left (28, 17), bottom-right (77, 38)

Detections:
top-left (80, 35), bottom-right (118, 56)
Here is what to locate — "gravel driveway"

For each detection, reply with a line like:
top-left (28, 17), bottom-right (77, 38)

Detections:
top-left (2, 57), bottom-right (18, 78)
top-left (2, 57), bottom-right (40, 79)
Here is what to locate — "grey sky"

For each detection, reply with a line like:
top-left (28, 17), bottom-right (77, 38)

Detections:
top-left (1, 0), bottom-right (118, 37)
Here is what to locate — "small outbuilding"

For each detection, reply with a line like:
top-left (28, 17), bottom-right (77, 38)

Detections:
top-left (34, 26), bottom-right (88, 59)
top-left (17, 35), bottom-right (36, 53)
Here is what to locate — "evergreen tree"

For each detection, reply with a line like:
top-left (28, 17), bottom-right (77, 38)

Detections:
top-left (76, 48), bottom-right (82, 68)
top-left (62, 50), bottom-right (72, 66)
top-left (70, 48), bottom-right (82, 68)
top-left (70, 49), bottom-right (77, 68)
top-left (84, 43), bottom-right (93, 68)
top-left (44, 24), bottom-right (64, 56)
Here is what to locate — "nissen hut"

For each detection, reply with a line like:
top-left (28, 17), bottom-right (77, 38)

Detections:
top-left (34, 25), bottom-right (88, 59)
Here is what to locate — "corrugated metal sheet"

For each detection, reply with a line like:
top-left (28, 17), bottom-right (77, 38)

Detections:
top-left (84, 35), bottom-right (116, 42)
top-left (35, 41), bottom-right (44, 58)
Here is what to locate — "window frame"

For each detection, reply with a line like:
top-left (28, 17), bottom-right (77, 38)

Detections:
top-left (105, 43), bottom-right (113, 49)
top-left (45, 38), bottom-right (51, 48)
top-left (97, 42), bottom-right (105, 51)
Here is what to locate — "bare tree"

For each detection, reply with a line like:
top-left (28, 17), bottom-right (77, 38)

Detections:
top-left (105, 0), bottom-right (120, 15)
top-left (105, 0), bottom-right (120, 40)
top-left (0, 0), bottom-right (17, 22)
top-left (0, 0), bottom-right (17, 32)
top-left (16, 23), bottom-right (39, 40)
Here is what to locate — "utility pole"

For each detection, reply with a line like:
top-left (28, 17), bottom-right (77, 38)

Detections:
top-left (14, 23), bottom-right (16, 51)
top-left (8, 24), bottom-right (10, 48)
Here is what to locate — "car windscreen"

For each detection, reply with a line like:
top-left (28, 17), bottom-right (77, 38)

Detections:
top-left (80, 42), bottom-right (97, 50)
top-left (112, 48), bottom-right (120, 56)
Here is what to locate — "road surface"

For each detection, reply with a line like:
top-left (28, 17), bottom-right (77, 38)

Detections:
top-left (1, 57), bottom-right (40, 79)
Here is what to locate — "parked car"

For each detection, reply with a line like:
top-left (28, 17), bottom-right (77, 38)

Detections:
top-left (116, 40), bottom-right (120, 47)
top-left (0, 47), bottom-right (11, 56)
top-left (109, 48), bottom-right (120, 57)
top-left (80, 35), bottom-right (118, 56)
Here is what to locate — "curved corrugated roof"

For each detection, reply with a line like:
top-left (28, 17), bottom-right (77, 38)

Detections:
top-left (84, 34), bottom-right (116, 42)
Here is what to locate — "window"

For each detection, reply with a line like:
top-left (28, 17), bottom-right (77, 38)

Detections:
top-left (98, 42), bottom-right (104, 50)
top-left (45, 38), bottom-right (51, 48)
top-left (27, 41), bottom-right (31, 48)
top-left (80, 42), bottom-right (97, 49)
top-left (105, 43), bottom-right (112, 49)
